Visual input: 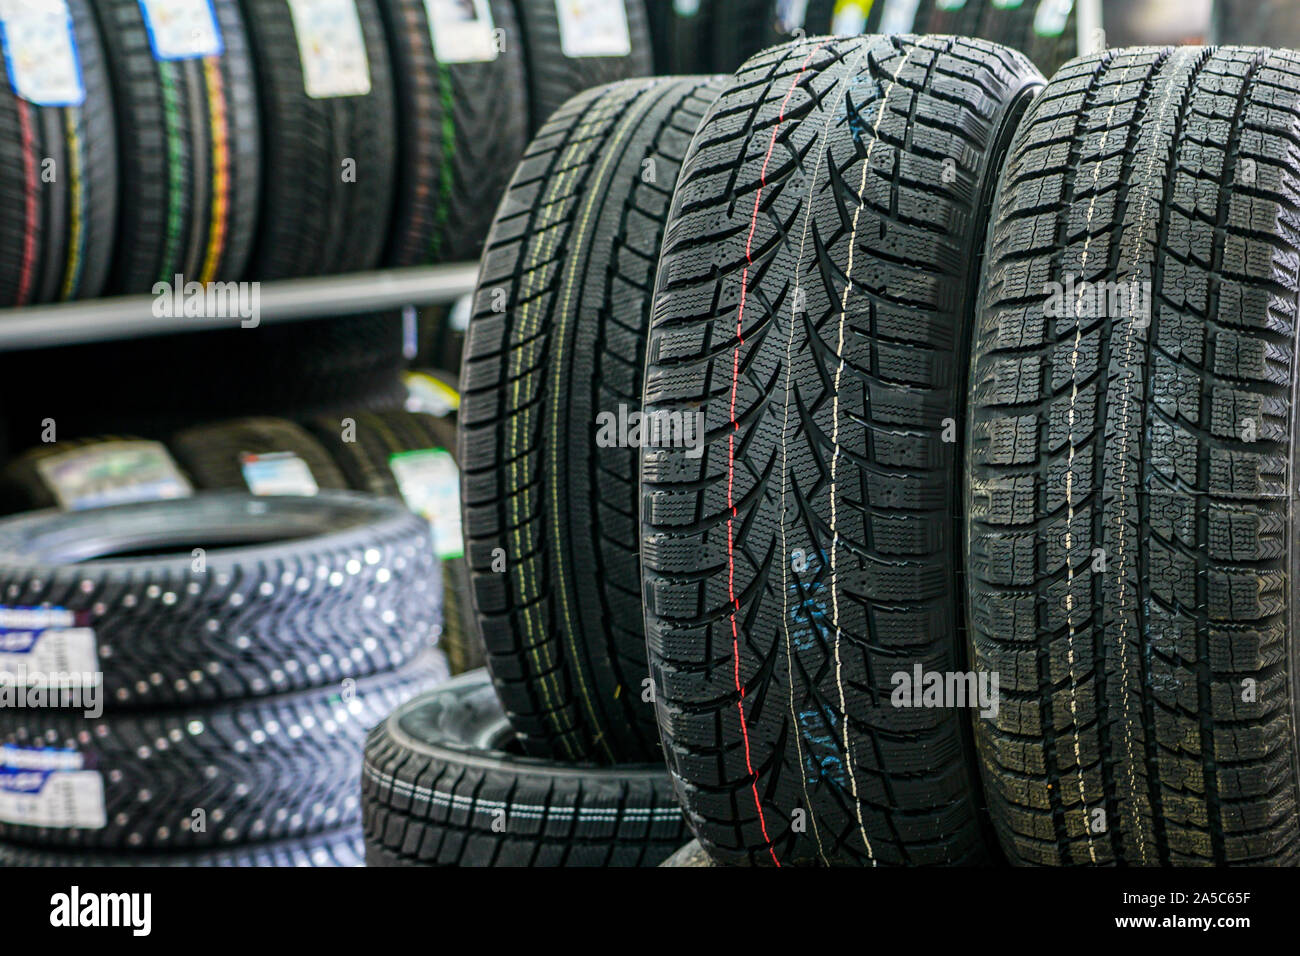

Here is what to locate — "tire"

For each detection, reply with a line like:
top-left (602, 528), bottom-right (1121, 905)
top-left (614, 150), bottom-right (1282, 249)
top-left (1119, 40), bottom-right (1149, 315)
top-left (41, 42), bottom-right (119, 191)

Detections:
top-left (0, 0), bottom-right (116, 305)
top-left (0, 492), bottom-right (440, 708)
top-left (0, 437), bottom-right (188, 514)
top-left (642, 35), bottom-right (1042, 866)
top-left (306, 410), bottom-right (483, 675)
top-left (90, 0), bottom-right (260, 293)
top-left (378, 0), bottom-right (529, 265)
top-left (171, 417), bottom-right (349, 492)
top-left (237, 0), bottom-right (397, 278)
top-left (967, 46), bottom-right (1300, 867)
top-left (361, 671), bottom-right (687, 866)
top-left (461, 75), bottom-right (726, 763)
top-left (0, 827), bottom-right (365, 867)
top-left (0, 653), bottom-right (445, 851)
top-left (510, 0), bottom-right (654, 133)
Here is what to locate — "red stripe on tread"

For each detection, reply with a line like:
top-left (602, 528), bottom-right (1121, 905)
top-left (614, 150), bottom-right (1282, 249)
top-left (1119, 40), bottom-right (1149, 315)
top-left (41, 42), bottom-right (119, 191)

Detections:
top-left (727, 42), bottom-right (828, 869)
top-left (15, 98), bottom-right (38, 306)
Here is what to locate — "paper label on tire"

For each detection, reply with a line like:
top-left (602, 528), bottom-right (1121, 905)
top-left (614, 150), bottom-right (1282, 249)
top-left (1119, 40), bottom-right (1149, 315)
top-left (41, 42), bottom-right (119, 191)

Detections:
top-left (138, 0), bottom-right (223, 61)
top-left (0, 627), bottom-right (98, 681)
top-left (0, 0), bottom-right (84, 107)
top-left (877, 0), bottom-right (921, 33)
top-left (287, 0), bottom-right (371, 98)
top-left (36, 440), bottom-right (192, 512)
top-left (390, 449), bottom-right (463, 559)
top-left (240, 452), bottom-right (319, 497)
top-left (0, 746), bottom-right (105, 829)
top-left (555, 0), bottom-right (630, 59)
top-left (426, 0), bottom-right (497, 64)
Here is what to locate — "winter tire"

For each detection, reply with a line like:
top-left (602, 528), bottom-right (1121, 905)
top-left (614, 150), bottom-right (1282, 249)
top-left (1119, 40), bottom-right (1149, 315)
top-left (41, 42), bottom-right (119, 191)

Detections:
top-left (0, 492), bottom-right (440, 708)
top-left (641, 35), bottom-right (1042, 866)
top-left (461, 75), bottom-right (726, 763)
top-left (0, 653), bottom-right (445, 851)
top-left (0, 827), bottom-right (365, 867)
top-left (307, 410), bottom-right (482, 674)
top-left (361, 670), bottom-right (686, 866)
top-left (967, 46), bottom-right (1300, 867)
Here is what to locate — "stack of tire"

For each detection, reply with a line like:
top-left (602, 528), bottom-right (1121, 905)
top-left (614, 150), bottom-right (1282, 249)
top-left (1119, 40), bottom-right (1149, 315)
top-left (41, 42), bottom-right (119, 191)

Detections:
top-left (633, 31), bottom-right (1300, 868)
top-left (0, 472), bottom-right (446, 866)
top-left (359, 75), bottom-right (733, 867)
top-left (0, 0), bottom-right (655, 447)
top-left (0, 406), bottom-right (484, 678)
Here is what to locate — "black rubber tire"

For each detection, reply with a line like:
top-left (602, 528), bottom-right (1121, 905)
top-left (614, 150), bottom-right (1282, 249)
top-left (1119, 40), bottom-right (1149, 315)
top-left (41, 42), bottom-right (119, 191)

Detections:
top-left (0, 653), bottom-right (445, 852)
top-left (1212, 0), bottom-right (1300, 46)
top-left (0, 827), bottom-right (365, 867)
top-left (461, 75), bottom-right (726, 764)
top-left (510, 0), bottom-right (654, 133)
top-left (967, 46), bottom-right (1300, 867)
top-left (90, 0), bottom-right (260, 293)
top-left (306, 410), bottom-right (483, 675)
top-left (361, 671), bottom-right (687, 866)
top-left (0, 436), bottom-right (184, 514)
top-left (0, 492), bottom-right (440, 708)
top-left (0, 0), bottom-right (117, 305)
top-left (642, 35), bottom-right (1043, 866)
top-left (171, 417), bottom-right (350, 492)
top-left (378, 0), bottom-right (529, 265)
top-left (236, 0), bottom-right (397, 278)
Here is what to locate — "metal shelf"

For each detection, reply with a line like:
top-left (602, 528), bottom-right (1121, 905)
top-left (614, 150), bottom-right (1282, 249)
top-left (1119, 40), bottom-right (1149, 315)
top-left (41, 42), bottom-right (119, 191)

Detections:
top-left (0, 264), bottom-right (480, 352)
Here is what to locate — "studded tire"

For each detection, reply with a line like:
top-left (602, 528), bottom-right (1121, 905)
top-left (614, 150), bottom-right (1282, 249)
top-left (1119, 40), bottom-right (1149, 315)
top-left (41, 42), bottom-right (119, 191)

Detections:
top-left (307, 409), bottom-right (483, 675)
top-left (0, 827), bottom-right (365, 867)
top-left (0, 653), bottom-right (445, 852)
top-left (0, 492), bottom-right (440, 709)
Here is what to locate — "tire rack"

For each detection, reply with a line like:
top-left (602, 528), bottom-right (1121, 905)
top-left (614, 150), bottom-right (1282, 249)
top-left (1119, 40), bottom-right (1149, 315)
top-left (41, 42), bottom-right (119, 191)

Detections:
top-left (0, 264), bottom-right (479, 351)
